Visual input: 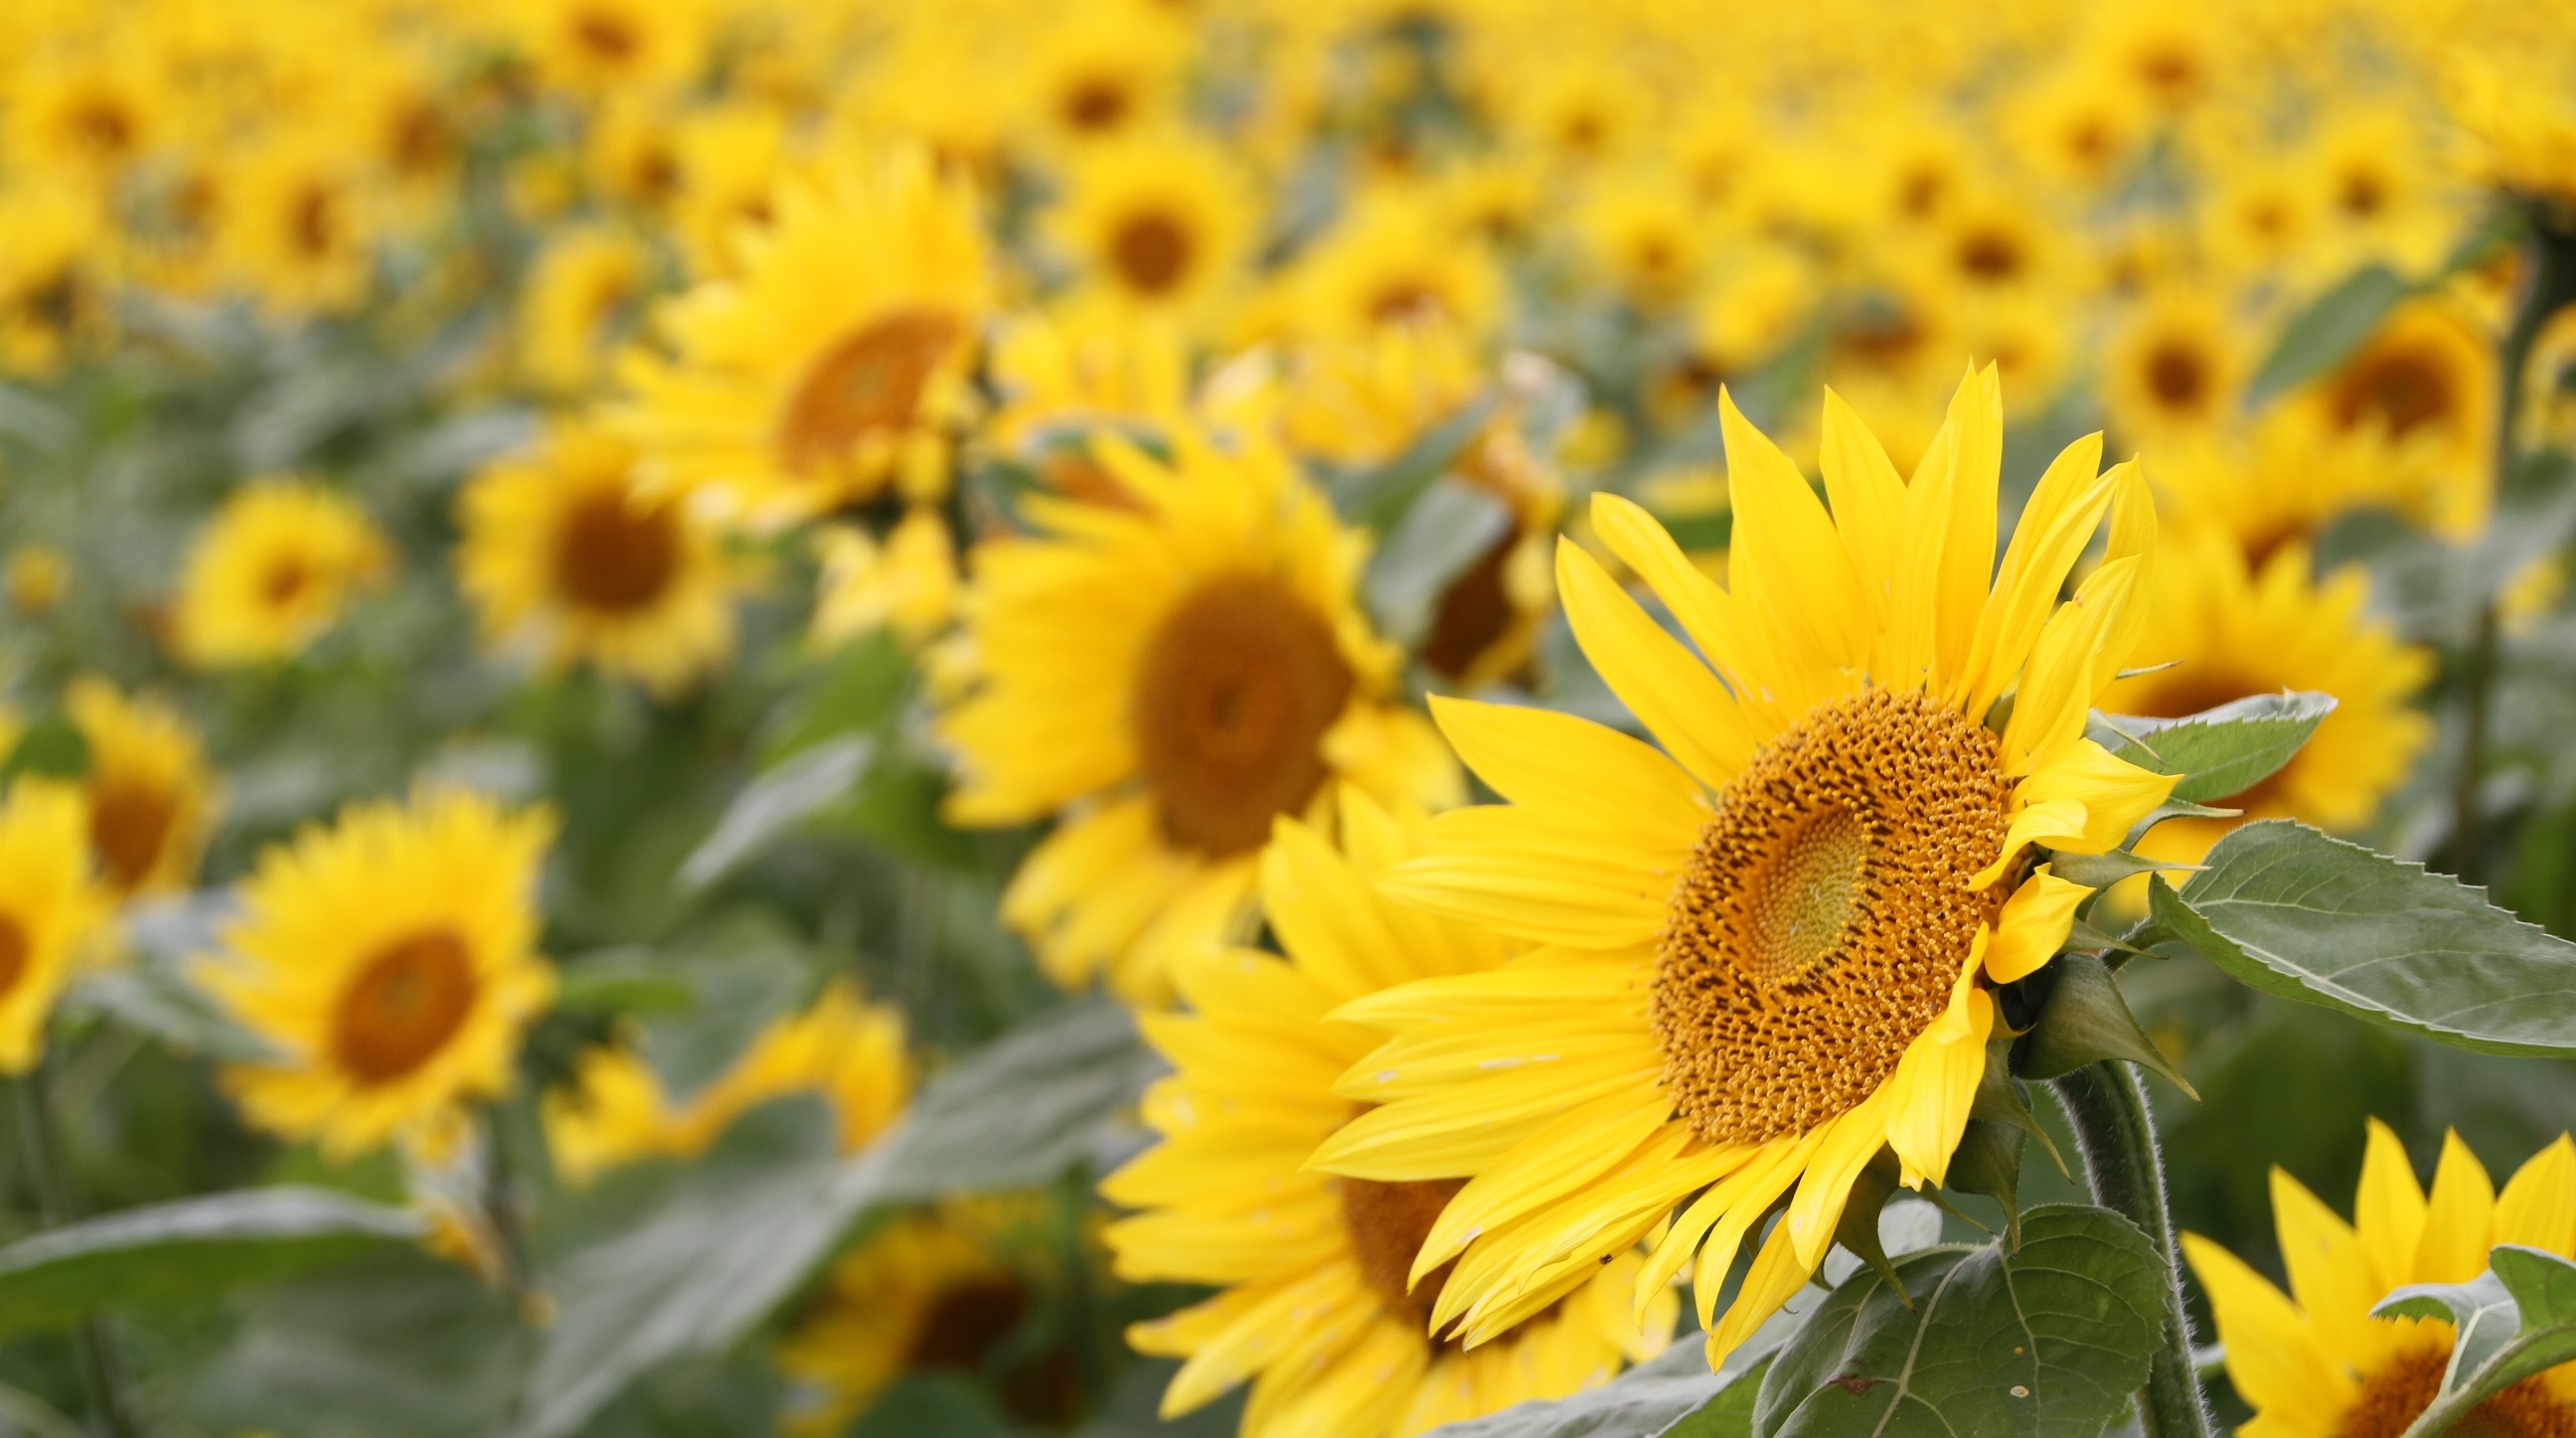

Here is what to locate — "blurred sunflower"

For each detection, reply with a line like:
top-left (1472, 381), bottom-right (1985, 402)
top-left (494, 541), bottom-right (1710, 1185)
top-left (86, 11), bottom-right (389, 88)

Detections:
top-left (1017, 4), bottom-right (1187, 152)
top-left (457, 421), bottom-right (737, 695)
top-left (2283, 298), bottom-right (2496, 542)
top-left (1316, 372), bottom-right (2175, 1360)
top-left (2186, 1122), bottom-right (2576, 1438)
top-left (1575, 172), bottom-right (1708, 307)
top-left (986, 300), bottom-right (1193, 466)
top-left (1103, 792), bottom-right (1675, 1437)
top-left (8, 49), bottom-right (158, 184)
top-left (171, 479), bottom-right (393, 670)
top-left (517, 0), bottom-right (708, 98)
top-left (196, 789), bottom-right (558, 1159)
top-left (65, 677), bottom-right (216, 899)
top-left (517, 226), bottom-right (654, 396)
top-left (1284, 197), bottom-right (1504, 344)
top-left (6, 547), bottom-right (70, 615)
top-left (937, 427), bottom-right (1461, 1004)
top-left (2103, 280), bottom-right (2250, 454)
top-left (1046, 129), bottom-right (1256, 326)
top-left (671, 102), bottom-right (789, 277)
top-left (0, 780), bottom-right (114, 1074)
top-left (2103, 534), bottom-right (2433, 869)
top-left (613, 147), bottom-right (996, 528)
top-left (0, 183), bottom-right (109, 378)
top-left (809, 508), bottom-right (959, 650)
top-left (219, 134), bottom-right (382, 317)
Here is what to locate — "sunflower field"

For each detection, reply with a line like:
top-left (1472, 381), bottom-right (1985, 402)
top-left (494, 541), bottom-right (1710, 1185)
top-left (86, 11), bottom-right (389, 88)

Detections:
top-left (11, 1), bottom-right (2576, 1436)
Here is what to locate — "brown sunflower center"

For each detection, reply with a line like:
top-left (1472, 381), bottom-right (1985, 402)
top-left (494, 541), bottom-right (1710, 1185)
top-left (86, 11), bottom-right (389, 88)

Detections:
top-left (1062, 78), bottom-right (1131, 133)
top-left (263, 557), bottom-right (313, 608)
top-left (2145, 340), bottom-right (2212, 410)
top-left (1653, 688), bottom-right (2012, 1146)
top-left (332, 928), bottom-right (479, 1086)
top-left (776, 308), bottom-right (963, 475)
top-left (290, 186), bottom-right (338, 257)
top-left (1131, 573), bottom-right (1356, 858)
top-left (1338, 1176), bottom-right (1462, 1330)
top-left (2329, 341), bottom-right (2458, 441)
top-left (2334, 1344), bottom-right (2576, 1438)
top-left (0, 914), bottom-right (28, 1001)
top-left (1110, 211), bottom-right (1194, 296)
top-left (571, 7), bottom-right (640, 62)
top-left (2340, 169), bottom-right (2389, 219)
top-left (72, 100), bottom-right (136, 159)
top-left (1956, 227), bottom-right (2026, 283)
top-left (1368, 281), bottom-right (1440, 326)
top-left (904, 1275), bottom-right (1029, 1370)
top-left (556, 489), bottom-right (680, 613)
top-left (90, 781), bottom-right (176, 891)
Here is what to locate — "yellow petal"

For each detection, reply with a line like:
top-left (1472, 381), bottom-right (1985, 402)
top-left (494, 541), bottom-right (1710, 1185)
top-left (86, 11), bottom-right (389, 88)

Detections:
top-left (1428, 695), bottom-right (1711, 849)
top-left (1987, 868), bottom-right (2090, 983)
top-left (1817, 387), bottom-right (1906, 628)
top-left (2416, 1129), bottom-right (2498, 1285)
top-left (1782, 1084), bottom-right (1896, 1270)
top-left (2183, 1232), bottom-right (2352, 1424)
top-left (2269, 1166), bottom-right (2393, 1364)
top-left (1999, 555), bottom-right (2144, 777)
top-left (1555, 539), bottom-right (1757, 790)
top-left (1973, 798), bottom-right (2089, 889)
top-left (1882, 953), bottom-right (1992, 1188)
top-left (2355, 1117), bottom-right (2429, 1295)
top-left (2496, 1135), bottom-right (2576, 1257)
top-left (2014, 738), bottom-right (2177, 856)
top-left (1719, 390), bottom-right (1872, 701)
top-left (1587, 493), bottom-right (1788, 729)
top-left (1706, 1215), bottom-right (1816, 1366)
top-left (1954, 439), bottom-right (2114, 718)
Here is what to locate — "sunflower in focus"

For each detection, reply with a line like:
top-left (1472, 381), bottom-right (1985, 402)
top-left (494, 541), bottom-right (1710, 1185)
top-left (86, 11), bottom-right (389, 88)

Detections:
top-left (2103, 280), bottom-right (2249, 454)
top-left (1104, 791), bottom-right (1675, 1436)
top-left (65, 677), bottom-right (216, 899)
top-left (218, 134), bottom-right (381, 316)
top-left (1316, 371), bottom-right (2176, 1360)
top-left (458, 420), bottom-right (737, 695)
top-left (1046, 129), bottom-right (1256, 326)
top-left (172, 480), bottom-right (392, 670)
top-left (518, 226), bottom-right (654, 396)
top-left (2186, 1122), bottom-right (2576, 1438)
top-left (778, 1198), bottom-right (1066, 1437)
top-left (195, 789), bottom-right (557, 1159)
top-left (613, 148), bottom-right (996, 528)
top-left (0, 780), bottom-right (114, 1074)
top-left (2102, 533), bottom-right (2432, 870)
top-left (938, 427), bottom-right (1461, 1004)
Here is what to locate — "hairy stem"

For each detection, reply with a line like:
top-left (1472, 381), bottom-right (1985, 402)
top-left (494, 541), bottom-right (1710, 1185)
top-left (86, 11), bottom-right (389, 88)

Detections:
top-left (2049, 1062), bottom-right (2210, 1438)
top-left (14, 1059), bottom-right (131, 1438)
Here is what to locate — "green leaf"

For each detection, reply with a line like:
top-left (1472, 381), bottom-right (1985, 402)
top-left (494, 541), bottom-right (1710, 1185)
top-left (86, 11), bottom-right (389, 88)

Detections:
top-left (1336, 395), bottom-right (1499, 533)
top-left (1651, 509), bottom-right (1732, 554)
top-left (2244, 264), bottom-right (2411, 407)
top-left (759, 631), bottom-right (913, 764)
top-left (0, 1187), bottom-right (424, 1338)
top-left (2153, 820), bottom-right (2576, 1057)
top-left (2039, 849), bottom-right (2174, 889)
top-left (0, 718), bottom-right (88, 785)
top-left (1364, 476), bottom-right (1513, 645)
top-left (1752, 1204), bottom-right (2163, 1438)
top-left (1418, 1339), bottom-right (1775, 1438)
top-left (2090, 692), bottom-right (2335, 805)
top-left (2370, 1246), bottom-right (2576, 1438)
top-left (676, 734), bottom-right (875, 892)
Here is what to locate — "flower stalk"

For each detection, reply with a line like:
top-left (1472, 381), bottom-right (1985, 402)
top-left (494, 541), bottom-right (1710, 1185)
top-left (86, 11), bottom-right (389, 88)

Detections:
top-left (14, 1054), bottom-right (132, 1438)
top-left (2049, 1061), bottom-right (2212, 1438)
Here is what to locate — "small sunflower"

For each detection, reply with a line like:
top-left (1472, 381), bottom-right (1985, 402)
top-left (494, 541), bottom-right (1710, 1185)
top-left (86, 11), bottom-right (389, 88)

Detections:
top-left (65, 676), bottom-right (217, 899)
top-left (2103, 533), bottom-right (2433, 869)
top-left (8, 50), bottom-right (158, 184)
top-left (2186, 1122), bottom-right (2576, 1438)
top-left (612, 147), bottom-right (997, 528)
top-left (517, 226), bottom-right (655, 397)
top-left (1015, 4), bottom-right (1187, 152)
top-left (937, 427), bottom-right (1462, 1005)
top-left (0, 183), bottom-right (110, 379)
top-left (5, 546), bottom-right (70, 615)
top-left (1575, 171), bottom-right (1709, 307)
top-left (1315, 371), bottom-right (2176, 1361)
top-left (456, 420), bottom-right (737, 695)
top-left (195, 790), bottom-right (558, 1159)
top-left (517, 0), bottom-right (708, 98)
top-left (2103, 280), bottom-right (2250, 454)
top-left (0, 780), bottom-right (114, 1074)
top-left (1046, 128), bottom-right (1256, 326)
top-left (1104, 791), bottom-right (1675, 1437)
top-left (2283, 298), bottom-right (2496, 543)
top-left (171, 479), bottom-right (393, 670)
top-left (1284, 197), bottom-right (1504, 344)
top-left (218, 134), bottom-right (382, 317)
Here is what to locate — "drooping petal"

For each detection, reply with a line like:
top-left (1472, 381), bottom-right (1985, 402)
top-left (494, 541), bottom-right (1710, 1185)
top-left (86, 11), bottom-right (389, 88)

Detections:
top-left (1881, 942), bottom-right (1992, 1187)
top-left (1986, 867), bottom-right (2092, 983)
top-left (2013, 738), bottom-right (2176, 857)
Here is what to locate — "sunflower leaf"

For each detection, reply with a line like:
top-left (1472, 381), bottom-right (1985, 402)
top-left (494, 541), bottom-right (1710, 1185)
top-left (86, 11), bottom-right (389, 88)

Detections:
top-left (1751, 1204), bottom-right (2163, 1438)
top-left (2151, 820), bottom-right (2576, 1058)
top-left (1364, 476), bottom-right (1514, 646)
top-left (2243, 263), bottom-right (2412, 407)
top-left (2370, 1246), bottom-right (2576, 1438)
top-left (2088, 692), bottom-right (2335, 805)
top-left (676, 734), bottom-right (875, 892)
top-left (0, 1187), bottom-right (424, 1339)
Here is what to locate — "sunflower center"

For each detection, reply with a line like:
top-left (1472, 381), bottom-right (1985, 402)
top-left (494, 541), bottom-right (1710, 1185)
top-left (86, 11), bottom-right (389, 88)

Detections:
top-left (2145, 341), bottom-right (2211, 410)
top-left (2335, 1345), bottom-right (2576, 1438)
top-left (1131, 573), bottom-right (1356, 858)
top-left (571, 8), bottom-right (640, 62)
top-left (1338, 1176), bottom-right (1462, 1330)
top-left (263, 558), bottom-right (313, 607)
top-left (1110, 211), bottom-right (1194, 296)
top-left (776, 308), bottom-right (963, 474)
top-left (2330, 342), bottom-right (2457, 440)
top-left (904, 1275), bottom-right (1029, 1370)
top-left (0, 915), bottom-right (28, 1001)
top-left (290, 186), bottom-right (338, 257)
top-left (2340, 169), bottom-right (2389, 219)
top-left (556, 489), bottom-right (680, 613)
top-left (332, 928), bottom-right (478, 1086)
top-left (90, 782), bottom-right (176, 891)
top-left (1653, 688), bottom-right (2012, 1146)
top-left (1956, 227), bottom-right (2025, 283)
top-left (73, 100), bottom-right (136, 159)
top-left (1368, 282), bottom-right (1440, 326)
top-left (1062, 78), bottom-right (1131, 133)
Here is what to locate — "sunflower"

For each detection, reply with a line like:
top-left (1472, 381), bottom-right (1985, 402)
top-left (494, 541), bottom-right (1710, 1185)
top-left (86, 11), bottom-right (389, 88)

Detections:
top-left (0, 780), bottom-right (114, 1074)
top-left (517, 226), bottom-right (655, 397)
top-left (2101, 533), bottom-right (2432, 871)
top-left (1282, 196), bottom-right (1504, 345)
top-left (1015, 3), bottom-right (1187, 153)
top-left (2000, 63), bottom-right (2145, 192)
top-left (777, 1198), bottom-right (1064, 1437)
top-left (194, 789), bottom-right (558, 1159)
top-left (0, 179), bottom-right (110, 379)
top-left (218, 133), bottom-right (382, 317)
top-left (1313, 370), bottom-right (2176, 1362)
top-left (1103, 791), bottom-right (1676, 1437)
top-left (2280, 298), bottom-right (2496, 543)
top-left (2185, 1121), bottom-right (2576, 1438)
top-left (65, 676), bottom-right (217, 900)
top-left (612, 147), bottom-right (997, 529)
top-left (671, 101), bottom-right (789, 277)
top-left (5, 547), bottom-right (70, 615)
top-left (2103, 280), bottom-right (2250, 454)
top-left (171, 479), bottom-right (393, 670)
top-left (1046, 128), bottom-right (1256, 326)
top-left (8, 49), bottom-right (158, 185)
top-left (985, 299), bottom-right (1193, 464)
top-left (1575, 171), bottom-right (1709, 307)
top-left (937, 426), bottom-right (1462, 1005)
top-left (516, 0), bottom-right (709, 98)
top-left (2306, 104), bottom-right (2456, 276)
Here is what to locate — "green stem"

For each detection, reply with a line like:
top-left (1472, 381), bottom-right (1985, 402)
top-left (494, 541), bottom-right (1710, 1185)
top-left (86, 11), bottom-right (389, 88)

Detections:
top-left (2049, 1062), bottom-right (2210, 1438)
top-left (14, 1060), bottom-right (131, 1438)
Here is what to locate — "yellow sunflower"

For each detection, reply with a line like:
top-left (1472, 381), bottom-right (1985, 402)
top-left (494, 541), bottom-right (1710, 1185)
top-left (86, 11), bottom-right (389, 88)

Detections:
top-left (8, 48), bottom-right (158, 185)
top-left (1014, 3), bottom-right (1187, 153)
top-left (1314, 370), bottom-right (2176, 1362)
top-left (0, 182), bottom-right (110, 379)
top-left (671, 101), bottom-right (790, 278)
top-left (1046, 128), bottom-right (1256, 326)
top-left (2186, 1121), bottom-right (2576, 1438)
top-left (612, 147), bottom-right (997, 528)
top-left (195, 789), bottom-right (558, 1159)
top-left (985, 299), bottom-right (1193, 463)
top-left (218, 133), bottom-right (382, 317)
top-left (809, 508), bottom-right (959, 651)
top-left (1575, 171), bottom-right (1709, 307)
top-left (517, 226), bottom-right (655, 397)
top-left (937, 427), bottom-right (1462, 1005)
top-left (2103, 279), bottom-right (2250, 455)
top-left (65, 676), bottom-right (217, 900)
top-left (456, 420), bottom-right (737, 696)
top-left (171, 479), bottom-right (393, 670)
top-left (0, 780), bottom-right (114, 1074)
top-left (515, 0), bottom-right (709, 99)
top-left (2102, 533), bottom-right (2433, 871)
top-left (1281, 196), bottom-right (1504, 345)
top-left (6, 546), bottom-right (70, 615)
top-left (1104, 790), bottom-right (1676, 1437)
top-left (2279, 298), bottom-right (2496, 544)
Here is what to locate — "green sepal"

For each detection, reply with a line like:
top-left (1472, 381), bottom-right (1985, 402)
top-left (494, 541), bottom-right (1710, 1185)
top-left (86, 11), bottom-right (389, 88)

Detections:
top-left (1943, 1119), bottom-right (2027, 1252)
top-left (2126, 796), bottom-right (2241, 847)
top-left (1831, 1151), bottom-right (1912, 1305)
top-left (2020, 952), bottom-right (2199, 1099)
top-left (1971, 1027), bottom-right (2066, 1178)
top-left (2043, 847), bottom-right (2182, 889)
